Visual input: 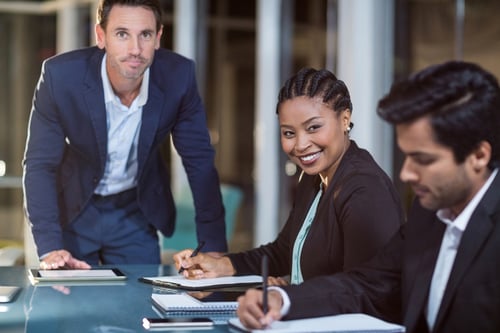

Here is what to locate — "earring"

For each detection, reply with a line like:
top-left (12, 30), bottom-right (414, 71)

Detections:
top-left (346, 123), bottom-right (353, 134)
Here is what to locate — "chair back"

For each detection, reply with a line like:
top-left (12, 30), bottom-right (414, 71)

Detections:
top-left (162, 184), bottom-right (244, 251)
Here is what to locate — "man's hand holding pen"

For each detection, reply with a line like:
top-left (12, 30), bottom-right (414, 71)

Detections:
top-left (235, 254), bottom-right (284, 329)
top-left (236, 288), bottom-right (284, 329)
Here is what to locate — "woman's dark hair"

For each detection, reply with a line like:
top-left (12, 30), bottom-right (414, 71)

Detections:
top-left (276, 68), bottom-right (353, 121)
top-left (378, 61), bottom-right (500, 169)
top-left (97, 0), bottom-right (162, 32)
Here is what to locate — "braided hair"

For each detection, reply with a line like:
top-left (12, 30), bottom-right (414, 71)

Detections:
top-left (276, 68), bottom-right (353, 129)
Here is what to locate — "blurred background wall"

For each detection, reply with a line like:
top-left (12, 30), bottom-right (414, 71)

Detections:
top-left (1, 0), bottom-right (499, 264)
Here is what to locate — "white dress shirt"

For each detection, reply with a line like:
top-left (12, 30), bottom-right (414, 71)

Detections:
top-left (426, 169), bottom-right (498, 330)
top-left (94, 54), bottom-right (149, 195)
top-left (275, 170), bottom-right (498, 323)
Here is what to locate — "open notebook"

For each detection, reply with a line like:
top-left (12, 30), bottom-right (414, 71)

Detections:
top-left (228, 314), bottom-right (405, 333)
top-left (140, 275), bottom-right (262, 290)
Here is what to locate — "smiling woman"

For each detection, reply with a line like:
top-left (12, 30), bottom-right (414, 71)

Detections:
top-left (278, 95), bottom-right (351, 186)
top-left (173, 67), bottom-right (404, 287)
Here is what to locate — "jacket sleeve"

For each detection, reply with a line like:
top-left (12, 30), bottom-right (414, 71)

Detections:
top-left (226, 208), bottom-right (296, 277)
top-left (22, 59), bottom-right (66, 256)
top-left (170, 59), bottom-right (227, 252)
top-left (333, 170), bottom-right (404, 270)
top-left (226, 177), bottom-right (310, 277)
top-left (283, 223), bottom-right (405, 324)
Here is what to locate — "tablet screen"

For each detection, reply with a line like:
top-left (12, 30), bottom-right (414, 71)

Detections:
top-left (38, 269), bottom-right (118, 278)
top-left (29, 268), bottom-right (126, 282)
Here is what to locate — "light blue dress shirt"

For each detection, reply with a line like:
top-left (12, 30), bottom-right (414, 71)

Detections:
top-left (94, 54), bottom-right (149, 196)
top-left (290, 183), bottom-right (323, 284)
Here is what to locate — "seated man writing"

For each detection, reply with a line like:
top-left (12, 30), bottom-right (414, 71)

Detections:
top-left (236, 60), bottom-right (500, 333)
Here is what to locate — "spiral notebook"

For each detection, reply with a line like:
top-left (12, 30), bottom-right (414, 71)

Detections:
top-left (152, 293), bottom-right (237, 314)
top-left (151, 305), bottom-right (236, 325)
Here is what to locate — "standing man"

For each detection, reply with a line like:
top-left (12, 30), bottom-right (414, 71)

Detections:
top-left (236, 61), bottom-right (500, 333)
top-left (23, 0), bottom-right (227, 269)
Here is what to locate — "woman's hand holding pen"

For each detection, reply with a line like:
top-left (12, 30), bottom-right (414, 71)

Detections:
top-left (172, 249), bottom-right (235, 279)
top-left (237, 288), bottom-right (284, 329)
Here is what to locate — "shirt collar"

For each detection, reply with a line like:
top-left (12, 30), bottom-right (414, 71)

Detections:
top-left (101, 53), bottom-right (149, 107)
top-left (437, 168), bottom-right (498, 231)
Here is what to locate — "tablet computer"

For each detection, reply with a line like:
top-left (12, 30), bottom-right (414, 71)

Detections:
top-left (28, 268), bottom-right (127, 283)
top-left (0, 286), bottom-right (22, 303)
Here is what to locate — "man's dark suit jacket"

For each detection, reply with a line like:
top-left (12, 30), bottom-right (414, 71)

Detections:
top-left (282, 172), bottom-right (500, 333)
top-left (23, 46), bottom-right (227, 257)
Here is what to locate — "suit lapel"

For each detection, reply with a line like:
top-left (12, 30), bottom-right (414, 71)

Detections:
top-left (83, 49), bottom-right (107, 170)
top-left (433, 173), bottom-right (500, 330)
top-left (404, 216), bottom-right (445, 332)
top-left (137, 81), bottom-right (163, 176)
top-left (82, 48), bottom-right (164, 177)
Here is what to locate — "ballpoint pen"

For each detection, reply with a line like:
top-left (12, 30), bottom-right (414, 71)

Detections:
top-left (178, 241), bottom-right (206, 274)
top-left (261, 254), bottom-right (268, 314)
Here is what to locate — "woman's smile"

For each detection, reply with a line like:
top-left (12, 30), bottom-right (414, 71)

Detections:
top-left (298, 151), bottom-right (321, 165)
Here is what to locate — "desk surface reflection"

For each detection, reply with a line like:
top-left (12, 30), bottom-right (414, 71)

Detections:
top-left (0, 265), bottom-right (236, 333)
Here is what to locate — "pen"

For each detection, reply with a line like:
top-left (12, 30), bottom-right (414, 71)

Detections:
top-left (261, 254), bottom-right (268, 314)
top-left (178, 241), bottom-right (206, 274)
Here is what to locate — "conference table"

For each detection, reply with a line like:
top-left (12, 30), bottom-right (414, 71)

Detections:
top-left (0, 265), bottom-right (240, 332)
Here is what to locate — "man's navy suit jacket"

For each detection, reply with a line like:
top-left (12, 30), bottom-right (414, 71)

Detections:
top-left (282, 172), bottom-right (500, 333)
top-left (23, 46), bottom-right (227, 257)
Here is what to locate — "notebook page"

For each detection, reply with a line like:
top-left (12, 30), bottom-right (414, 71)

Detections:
top-left (143, 275), bottom-right (262, 289)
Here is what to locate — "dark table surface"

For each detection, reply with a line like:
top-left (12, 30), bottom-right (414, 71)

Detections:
top-left (0, 265), bottom-right (238, 333)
